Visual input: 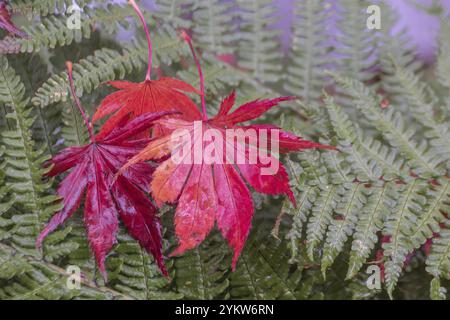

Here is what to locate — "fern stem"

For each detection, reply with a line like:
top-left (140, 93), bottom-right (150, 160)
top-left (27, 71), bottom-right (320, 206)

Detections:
top-left (65, 62), bottom-right (95, 143)
top-left (182, 30), bottom-right (208, 121)
top-left (129, 0), bottom-right (153, 81)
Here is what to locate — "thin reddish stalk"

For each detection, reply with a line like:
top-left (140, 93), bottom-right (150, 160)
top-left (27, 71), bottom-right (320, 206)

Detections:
top-left (66, 62), bottom-right (95, 143)
top-left (181, 31), bottom-right (208, 121)
top-left (129, 0), bottom-right (152, 81)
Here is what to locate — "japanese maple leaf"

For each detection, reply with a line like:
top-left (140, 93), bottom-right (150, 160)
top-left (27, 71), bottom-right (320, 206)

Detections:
top-left (0, 1), bottom-right (27, 38)
top-left (118, 33), bottom-right (336, 269)
top-left (93, 0), bottom-right (201, 140)
top-left (37, 62), bottom-right (173, 281)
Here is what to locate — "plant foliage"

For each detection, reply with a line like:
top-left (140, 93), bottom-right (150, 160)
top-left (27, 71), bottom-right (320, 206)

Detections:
top-left (0, 0), bottom-right (448, 300)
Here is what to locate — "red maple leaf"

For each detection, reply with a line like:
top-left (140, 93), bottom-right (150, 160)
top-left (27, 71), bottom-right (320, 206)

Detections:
top-left (37, 62), bottom-right (173, 281)
top-left (0, 1), bottom-right (27, 38)
top-left (118, 33), bottom-right (336, 269)
top-left (93, 0), bottom-right (201, 140)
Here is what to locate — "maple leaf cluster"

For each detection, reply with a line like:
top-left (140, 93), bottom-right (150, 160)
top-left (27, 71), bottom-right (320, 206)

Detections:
top-left (37, 0), bottom-right (335, 280)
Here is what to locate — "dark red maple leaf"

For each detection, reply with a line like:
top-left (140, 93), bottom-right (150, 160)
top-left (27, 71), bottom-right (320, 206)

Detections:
top-left (0, 1), bottom-right (27, 38)
top-left (37, 62), bottom-right (173, 281)
top-left (118, 32), bottom-right (336, 269)
top-left (93, 0), bottom-right (201, 140)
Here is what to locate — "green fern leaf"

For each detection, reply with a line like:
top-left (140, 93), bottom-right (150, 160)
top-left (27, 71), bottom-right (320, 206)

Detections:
top-left (383, 180), bottom-right (427, 298)
top-left (173, 234), bottom-right (229, 300)
top-left (321, 183), bottom-right (365, 276)
top-left (235, 0), bottom-right (282, 83)
top-left (191, 0), bottom-right (234, 55)
top-left (284, 0), bottom-right (330, 105)
top-left (32, 26), bottom-right (187, 108)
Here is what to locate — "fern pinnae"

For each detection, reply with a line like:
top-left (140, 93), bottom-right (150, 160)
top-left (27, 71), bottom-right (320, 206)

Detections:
top-left (330, 73), bottom-right (442, 178)
top-left (285, 0), bottom-right (330, 106)
top-left (107, 233), bottom-right (181, 300)
top-left (0, 243), bottom-right (129, 300)
top-left (9, 54), bottom-right (60, 156)
top-left (0, 4), bottom-right (137, 55)
top-left (346, 184), bottom-right (391, 279)
top-left (231, 233), bottom-right (303, 300)
top-left (0, 82), bottom-right (67, 259)
top-left (61, 101), bottom-right (89, 146)
top-left (33, 26), bottom-right (186, 108)
top-left (191, 0), bottom-right (234, 55)
top-left (324, 95), bottom-right (385, 182)
top-left (0, 56), bottom-right (61, 257)
top-left (325, 94), bottom-right (404, 179)
top-left (335, 0), bottom-right (378, 83)
top-left (430, 277), bottom-right (447, 300)
top-left (386, 55), bottom-right (450, 162)
top-left (0, 0), bottom-right (447, 301)
top-left (231, 253), bottom-right (261, 299)
top-left (286, 186), bottom-right (318, 263)
top-left (154, 0), bottom-right (193, 29)
top-left (321, 183), bottom-right (365, 277)
top-left (378, 2), bottom-right (423, 105)
top-left (356, 137), bottom-right (405, 181)
top-left (425, 220), bottom-right (450, 297)
top-left (0, 148), bottom-right (15, 214)
top-left (409, 180), bottom-right (450, 251)
top-left (305, 184), bottom-right (339, 261)
top-left (173, 235), bottom-right (229, 300)
top-left (235, 0), bottom-right (282, 83)
top-left (9, 0), bottom-right (90, 18)
top-left (383, 180), bottom-right (428, 298)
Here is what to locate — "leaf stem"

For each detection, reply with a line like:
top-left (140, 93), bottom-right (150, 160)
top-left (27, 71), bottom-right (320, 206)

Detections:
top-left (182, 31), bottom-right (208, 121)
top-left (66, 62), bottom-right (95, 143)
top-left (129, 0), bottom-right (152, 81)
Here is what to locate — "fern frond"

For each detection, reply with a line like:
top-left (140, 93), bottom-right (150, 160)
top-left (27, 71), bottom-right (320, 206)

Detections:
top-left (409, 180), bottom-right (449, 252)
top-left (378, 2), bottom-right (423, 105)
top-left (153, 0), bottom-right (193, 28)
top-left (9, 0), bottom-right (89, 17)
top-left (235, 0), bottom-right (282, 83)
top-left (285, 185), bottom-right (317, 263)
top-left (0, 5), bottom-right (141, 55)
top-left (346, 184), bottom-right (393, 279)
top-left (284, 0), bottom-right (330, 105)
top-left (325, 95), bottom-right (403, 181)
top-left (173, 234), bottom-right (229, 299)
top-left (9, 55), bottom-right (61, 155)
top-left (230, 233), bottom-right (303, 299)
top-left (0, 150), bottom-right (15, 219)
top-left (33, 26), bottom-right (186, 108)
top-left (321, 183), bottom-right (365, 276)
top-left (177, 55), bottom-right (286, 119)
top-left (430, 277), bottom-right (447, 300)
top-left (178, 57), bottom-right (243, 101)
top-left (0, 14), bottom-right (90, 55)
top-left (60, 101), bottom-right (89, 146)
top-left (0, 56), bottom-right (60, 256)
top-left (382, 180), bottom-right (428, 298)
top-left (107, 233), bottom-right (182, 300)
top-left (330, 73), bottom-right (444, 178)
top-left (425, 217), bottom-right (450, 300)
top-left (335, 0), bottom-right (377, 82)
top-left (384, 55), bottom-right (450, 161)
top-left (0, 243), bottom-right (128, 300)
top-left (191, 0), bottom-right (234, 55)
top-left (305, 184), bottom-right (340, 260)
